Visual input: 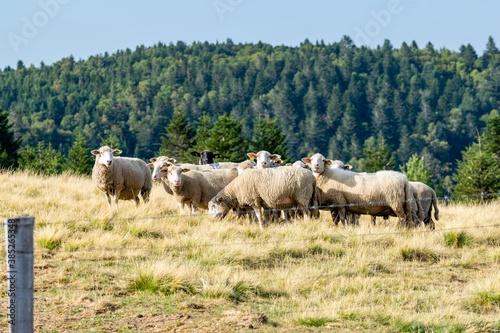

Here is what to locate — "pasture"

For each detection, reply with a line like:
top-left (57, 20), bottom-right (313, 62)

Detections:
top-left (1, 170), bottom-right (499, 332)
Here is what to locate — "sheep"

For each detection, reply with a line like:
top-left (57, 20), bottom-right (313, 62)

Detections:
top-left (370, 182), bottom-right (424, 226)
top-left (237, 159), bottom-right (256, 175)
top-left (247, 150), bottom-right (281, 168)
top-left (410, 181), bottom-right (439, 229)
top-left (190, 150), bottom-right (222, 165)
top-left (178, 162), bottom-right (239, 171)
top-left (160, 164), bottom-right (239, 215)
top-left (91, 146), bottom-right (152, 209)
top-left (208, 167), bottom-right (319, 230)
top-left (302, 153), bottom-right (414, 227)
top-left (147, 156), bottom-right (177, 195)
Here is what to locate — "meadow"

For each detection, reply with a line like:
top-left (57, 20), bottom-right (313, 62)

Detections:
top-left (0, 170), bottom-right (499, 332)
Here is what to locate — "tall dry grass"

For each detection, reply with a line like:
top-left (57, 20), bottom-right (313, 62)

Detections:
top-left (0, 170), bottom-right (499, 332)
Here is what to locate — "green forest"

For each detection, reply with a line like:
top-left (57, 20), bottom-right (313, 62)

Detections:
top-left (0, 36), bottom-right (499, 197)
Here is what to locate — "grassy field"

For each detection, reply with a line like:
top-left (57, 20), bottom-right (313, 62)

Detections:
top-left (1, 170), bottom-right (499, 332)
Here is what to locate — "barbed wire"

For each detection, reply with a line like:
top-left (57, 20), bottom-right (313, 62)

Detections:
top-left (2, 190), bottom-right (499, 228)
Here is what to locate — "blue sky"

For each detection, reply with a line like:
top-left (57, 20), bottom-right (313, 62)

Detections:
top-left (1, 0), bottom-right (499, 69)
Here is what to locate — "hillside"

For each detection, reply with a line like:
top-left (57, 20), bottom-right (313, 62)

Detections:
top-left (1, 37), bottom-right (499, 183)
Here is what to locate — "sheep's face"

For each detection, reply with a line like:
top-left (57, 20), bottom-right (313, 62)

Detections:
top-left (191, 150), bottom-right (222, 165)
top-left (302, 153), bottom-right (327, 174)
top-left (208, 196), bottom-right (230, 220)
top-left (148, 156), bottom-right (176, 181)
top-left (91, 146), bottom-right (122, 168)
top-left (166, 166), bottom-right (185, 187)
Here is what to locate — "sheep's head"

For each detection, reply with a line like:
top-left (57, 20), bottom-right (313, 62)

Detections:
top-left (91, 146), bottom-right (122, 167)
top-left (208, 195), bottom-right (231, 220)
top-left (166, 165), bottom-right (190, 187)
top-left (302, 153), bottom-right (328, 174)
top-left (191, 150), bottom-right (222, 165)
top-left (148, 156), bottom-right (176, 181)
top-left (247, 151), bottom-right (281, 168)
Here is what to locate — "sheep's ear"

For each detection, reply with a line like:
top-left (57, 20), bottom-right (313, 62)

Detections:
top-left (324, 159), bottom-right (333, 166)
top-left (90, 149), bottom-right (100, 156)
top-left (215, 154), bottom-right (223, 158)
top-left (181, 168), bottom-right (191, 173)
top-left (301, 157), bottom-right (311, 164)
top-left (149, 157), bottom-right (157, 163)
top-left (270, 154), bottom-right (281, 160)
top-left (344, 164), bottom-right (353, 170)
top-left (146, 163), bottom-right (154, 168)
top-left (247, 153), bottom-right (256, 161)
top-left (191, 151), bottom-right (201, 157)
top-left (113, 149), bottom-right (122, 156)
top-left (167, 158), bottom-right (177, 164)
top-left (217, 196), bottom-right (223, 203)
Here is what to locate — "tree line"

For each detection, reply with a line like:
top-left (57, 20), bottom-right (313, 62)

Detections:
top-left (0, 37), bottom-right (499, 200)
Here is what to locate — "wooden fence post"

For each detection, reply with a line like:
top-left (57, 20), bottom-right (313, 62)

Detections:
top-left (4, 216), bottom-right (34, 333)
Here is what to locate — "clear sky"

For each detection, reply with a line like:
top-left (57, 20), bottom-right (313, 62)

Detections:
top-left (1, 0), bottom-right (499, 69)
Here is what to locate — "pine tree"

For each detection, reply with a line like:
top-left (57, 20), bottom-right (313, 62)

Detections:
top-left (362, 134), bottom-right (395, 172)
top-left (204, 114), bottom-right (248, 162)
top-left (18, 142), bottom-right (67, 175)
top-left (453, 113), bottom-right (500, 202)
top-left (452, 142), bottom-right (500, 203)
top-left (250, 116), bottom-right (289, 162)
top-left (400, 153), bottom-right (432, 184)
top-left (193, 113), bottom-right (213, 151)
top-left (68, 132), bottom-right (93, 176)
top-left (0, 109), bottom-right (21, 169)
top-left (158, 108), bottom-right (196, 162)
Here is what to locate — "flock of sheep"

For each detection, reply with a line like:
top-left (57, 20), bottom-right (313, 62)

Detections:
top-left (91, 146), bottom-right (439, 230)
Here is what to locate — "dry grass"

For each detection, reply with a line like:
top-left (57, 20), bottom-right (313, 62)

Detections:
top-left (0, 170), bottom-right (499, 332)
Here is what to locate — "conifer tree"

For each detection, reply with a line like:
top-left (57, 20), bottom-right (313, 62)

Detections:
top-left (18, 142), bottom-right (67, 175)
top-left (400, 153), bottom-right (432, 185)
top-left (0, 109), bottom-right (21, 169)
top-left (250, 116), bottom-right (289, 162)
top-left (453, 113), bottom-right (500, 202)
top-left (362, 135), bottom-right (395, 172)
top-left (158, 108), bottom-right (196, 162)
top-left (193, 113), bottom-right (213, 151)
top-left (68, 132), bottom-right (93, 176)
top-left (204, 114), bottom-right (248, 162)
top-left (452, 142), bottom-right (500, 203)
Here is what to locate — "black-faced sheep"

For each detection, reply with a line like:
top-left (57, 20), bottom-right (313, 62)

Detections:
top-left (178, 162), bottom-right (240, 171)
top-left (91, 146), bottom-right (152, 209)
top-left (302, 153), bottom-right (414, 227)
top-left (160, 164), bottom-right (239, 215)
top-left (208, 167), bottom-right (318, 230)
top-left (190, 150), bottom-right (223, 165)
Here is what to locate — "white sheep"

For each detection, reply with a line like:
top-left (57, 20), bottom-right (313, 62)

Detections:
top-left (410, 181), bottom-right (439, 229)
top-left (370, 182), bottom-right (424, 226)
top-left (302, 153), bottom-right (414, 227)
top-left (160, 164), bottom-right (239, 215)
top-left (147, 156), bottom-right (177, 195)
top-left (208, 167), bottom-right (318, 230)
top-left (91, 146), bottom-right (152, 209)
top-left (178, 162), bottom-right (240, 171)
top-left (247, 150), bottom-right (281, 168)
top-left (237, 159), bottom-right (256, 175)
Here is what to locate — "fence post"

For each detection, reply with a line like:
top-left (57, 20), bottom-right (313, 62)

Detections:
top-left (4, 216), bottom-right (34, 333)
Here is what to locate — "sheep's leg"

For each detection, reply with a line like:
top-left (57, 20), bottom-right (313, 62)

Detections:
top-left (141, 188), bottom-right (151, 203)
top-left (371, 215), bottom-right (377, 225)
top-left (105, 193), bottom-right (113, 210)
top-left (134, 196), bottom-right (140, 207)
top-left (253, 206), bottom-right (264, 230)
